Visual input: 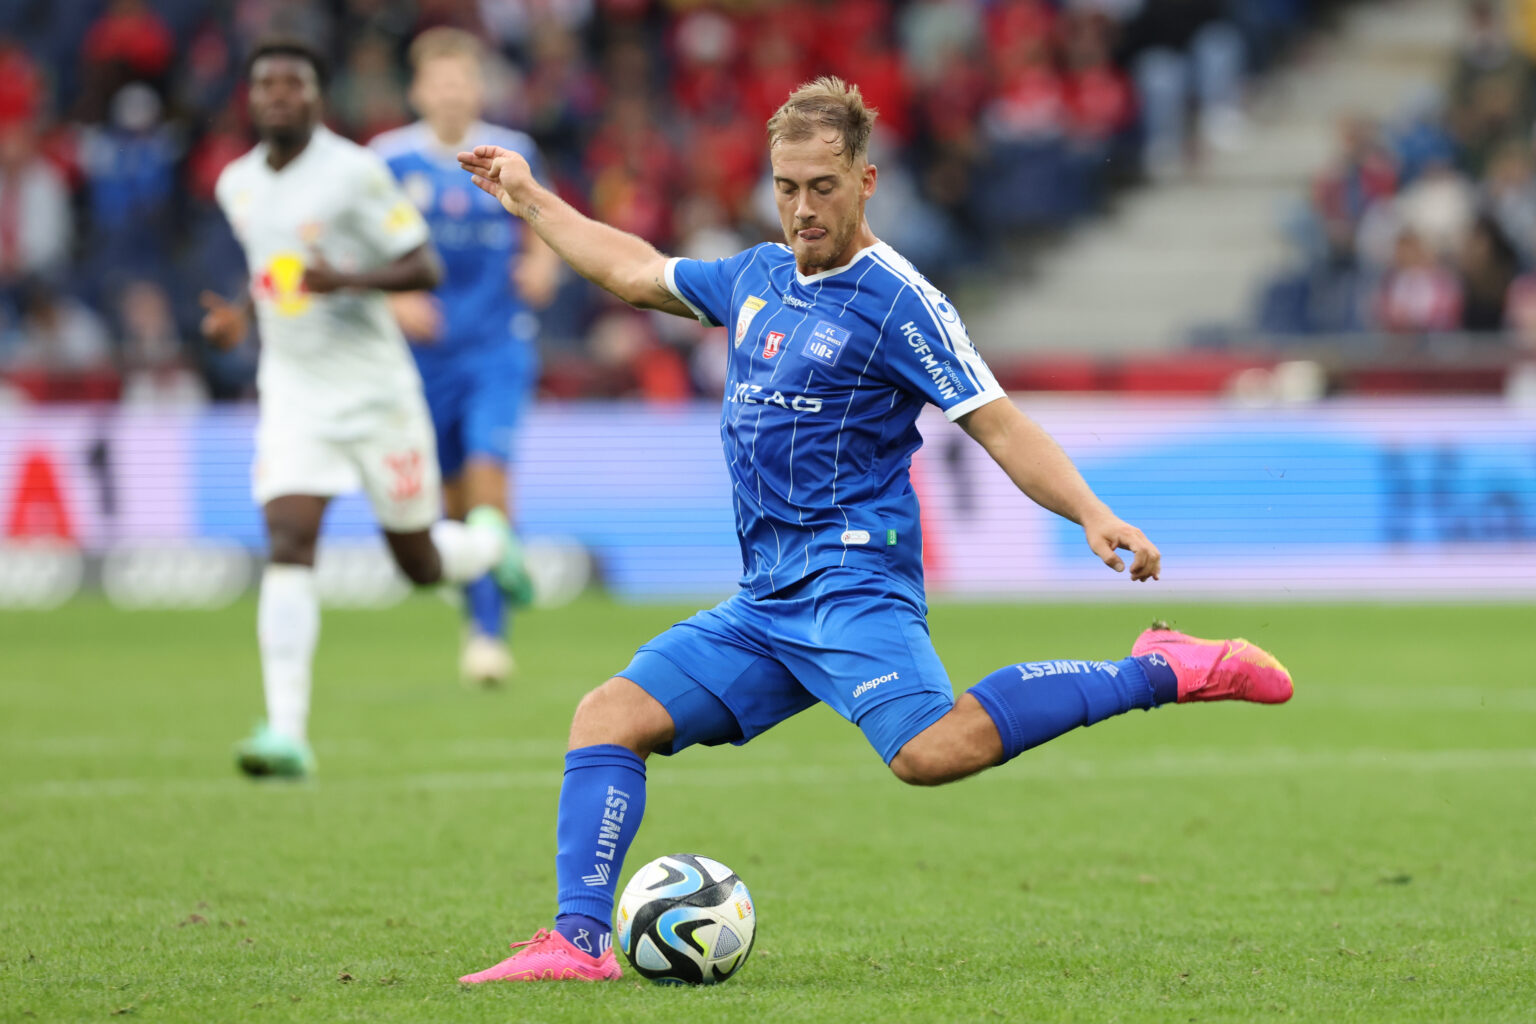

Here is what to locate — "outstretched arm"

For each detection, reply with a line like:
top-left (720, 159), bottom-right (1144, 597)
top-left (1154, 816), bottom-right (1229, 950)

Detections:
top-left (458, 145), bottom-right (691, 317)
top-left (959, 398), bottom-right (1161, 581)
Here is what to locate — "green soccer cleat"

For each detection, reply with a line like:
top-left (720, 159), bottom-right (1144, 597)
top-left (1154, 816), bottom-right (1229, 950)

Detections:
top-left (234, 723), bottom-right (315, 780)
top-left (466, 506), bottom-right (535, 607)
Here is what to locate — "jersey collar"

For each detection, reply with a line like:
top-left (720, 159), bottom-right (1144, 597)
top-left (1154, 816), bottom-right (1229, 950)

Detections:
top-left (416, 120), bottom-right (486, 164)
top-left (792, 241), bottom-right (882, 286)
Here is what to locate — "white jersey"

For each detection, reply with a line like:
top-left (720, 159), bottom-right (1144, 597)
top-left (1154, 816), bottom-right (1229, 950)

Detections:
top-left (215, 127), bottom-right (432, 431)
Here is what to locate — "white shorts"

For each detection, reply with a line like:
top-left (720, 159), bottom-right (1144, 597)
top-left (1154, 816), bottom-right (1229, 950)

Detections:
top-left (253, 398), bottom-right (442, 532)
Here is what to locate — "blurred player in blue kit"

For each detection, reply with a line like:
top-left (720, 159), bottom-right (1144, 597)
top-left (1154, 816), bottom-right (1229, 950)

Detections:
top-left (372, 29), bottom-right (560, 686)
top-left (454, 77), bottom-right (1294, 983)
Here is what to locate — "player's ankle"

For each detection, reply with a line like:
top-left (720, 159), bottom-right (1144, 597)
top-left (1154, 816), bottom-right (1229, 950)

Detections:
top-left (554, 913), bottom-right (612, 957)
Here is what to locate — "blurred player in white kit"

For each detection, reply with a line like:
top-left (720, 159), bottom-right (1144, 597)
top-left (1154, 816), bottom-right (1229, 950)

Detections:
top-left (201, 39), bottom-right (528, 779)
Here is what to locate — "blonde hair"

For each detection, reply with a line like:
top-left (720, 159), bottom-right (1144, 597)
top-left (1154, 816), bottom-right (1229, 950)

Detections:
top-left (408, 27), bottom-right (485, 70)
top-left (766, 76), bottom-right (877, 163)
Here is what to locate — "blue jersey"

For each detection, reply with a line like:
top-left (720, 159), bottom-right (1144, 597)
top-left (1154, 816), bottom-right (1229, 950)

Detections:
top-left (370, 121), bottom-right (545, 375)
top-left (665, 241), bottom-right (1005, 599)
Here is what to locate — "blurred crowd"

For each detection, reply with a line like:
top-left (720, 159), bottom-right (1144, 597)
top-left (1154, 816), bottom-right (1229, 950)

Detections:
top-left (1261, 0), bottom-right (1536, 348)
top-left (0, 0), bottom-right (1320, 405)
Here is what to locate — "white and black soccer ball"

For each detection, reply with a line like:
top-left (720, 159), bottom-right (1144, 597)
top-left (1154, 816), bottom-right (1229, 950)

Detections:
top-left (616, 853), bottom-right (756, 985)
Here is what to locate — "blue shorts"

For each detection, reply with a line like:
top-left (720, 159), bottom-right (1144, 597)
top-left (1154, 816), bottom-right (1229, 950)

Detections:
top-left (418, 356), bottom-right (533, 479)
top-left (619, 568), bottom-right (956, 764)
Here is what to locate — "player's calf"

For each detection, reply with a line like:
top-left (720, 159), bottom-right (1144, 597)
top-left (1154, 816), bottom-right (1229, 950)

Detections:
top-left (384, 529), bottom-right (444, 585)
top-left (382, 512), bottom-right (511, 588)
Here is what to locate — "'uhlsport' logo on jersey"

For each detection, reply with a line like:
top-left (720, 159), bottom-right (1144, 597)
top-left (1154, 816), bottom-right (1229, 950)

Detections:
top-left (762, 331), bottom-right (784, 359)
top-left (729, 382), bottom-right (822, 412)
top-left (735, 296), bottom-right (768, 348)
top-left (852, 671), bottom-right (899, 698)
top-left (803, 320), bottom-right (849, 367)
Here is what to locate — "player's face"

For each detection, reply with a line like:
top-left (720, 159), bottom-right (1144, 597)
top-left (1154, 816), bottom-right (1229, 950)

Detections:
top-left (249, 55), bottom-right (320, 144)
top-left (412, 55), bottom-right (484, 131)
top-left (771, 134), bottom-right (877, 274)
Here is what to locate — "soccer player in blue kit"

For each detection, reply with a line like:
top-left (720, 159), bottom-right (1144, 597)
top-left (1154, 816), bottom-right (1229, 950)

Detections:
top-left (372, 28), bottom-right (559, 685)
top-left (455, 77), bottom-right (1294, 982)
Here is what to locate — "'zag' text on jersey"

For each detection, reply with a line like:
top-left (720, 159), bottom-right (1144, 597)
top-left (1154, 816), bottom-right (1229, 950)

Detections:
top-left (728, 383), bottom-right (824, 413)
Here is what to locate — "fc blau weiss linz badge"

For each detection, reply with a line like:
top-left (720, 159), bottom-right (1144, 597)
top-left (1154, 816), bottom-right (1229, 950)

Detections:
top-left (803, 320), bottom-right (850, 367)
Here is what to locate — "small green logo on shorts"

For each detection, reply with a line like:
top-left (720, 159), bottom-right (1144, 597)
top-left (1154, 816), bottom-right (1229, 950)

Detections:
top-left (886, 529), bottom-right (898, 546)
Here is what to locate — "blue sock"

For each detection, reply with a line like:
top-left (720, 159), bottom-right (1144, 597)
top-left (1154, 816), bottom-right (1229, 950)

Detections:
top-left (967, 655), bottom-right (1179, 763)
top-left (554, 912), bottom-right (611, 956)
top-left (553, 744), bottom-right (646, 950)
top-left (464, 574), bottom-right (505, 639)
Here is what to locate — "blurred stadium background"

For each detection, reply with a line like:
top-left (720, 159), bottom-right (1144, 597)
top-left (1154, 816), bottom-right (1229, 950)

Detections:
top-left (0, 0), bottom-right (1533, 608)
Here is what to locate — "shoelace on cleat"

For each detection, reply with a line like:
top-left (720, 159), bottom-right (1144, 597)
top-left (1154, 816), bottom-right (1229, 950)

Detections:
top-left (508, 928), bottom-right (555, 953)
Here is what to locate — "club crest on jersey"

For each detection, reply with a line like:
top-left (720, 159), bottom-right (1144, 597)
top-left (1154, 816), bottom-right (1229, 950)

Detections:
top-left (762, 331), bottom-right (784, 359)
top-left (735, 296), bottom-right (768, 348)
top-left (803, 320), bottom-right (850, 367)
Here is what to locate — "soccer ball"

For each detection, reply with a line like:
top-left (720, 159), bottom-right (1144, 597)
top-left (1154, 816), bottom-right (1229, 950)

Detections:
top-left (615, 853), bottom-right (756, 985)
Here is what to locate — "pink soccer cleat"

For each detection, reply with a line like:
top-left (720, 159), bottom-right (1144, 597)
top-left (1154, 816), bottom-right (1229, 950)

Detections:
top-left (458, 928), bottom-right (623, 984)
top-left (1133, 620), bottom-right (1293, 705)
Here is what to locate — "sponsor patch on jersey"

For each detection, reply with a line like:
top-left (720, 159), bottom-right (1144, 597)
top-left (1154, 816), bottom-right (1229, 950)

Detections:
top-left (256, 252), bottom-right (311, 316)
top-left (803, 321), bottom-right (850, 367)
top-left (735, 296), bottom-right (768, 348)
top-left (841, 529), bottom-right (871, 545)
top-left (385, 201), bottom-right (422, 234)
top-left (762, 331), bottom-right (784, 359)
top-left (441, 187), bottom-right (471, 218)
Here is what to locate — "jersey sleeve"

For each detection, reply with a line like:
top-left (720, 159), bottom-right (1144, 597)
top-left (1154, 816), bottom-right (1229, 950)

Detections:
top-left (663, 246), bottom-right (765, 328)
top-left (347, 150), bottom-right (432, 261)
top-left (879, 284), bottom-right (1007, 421)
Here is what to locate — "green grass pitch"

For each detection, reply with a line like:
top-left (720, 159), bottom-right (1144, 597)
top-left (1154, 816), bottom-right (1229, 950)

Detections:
top-left (2, 596), bottom-right (1532, 1023)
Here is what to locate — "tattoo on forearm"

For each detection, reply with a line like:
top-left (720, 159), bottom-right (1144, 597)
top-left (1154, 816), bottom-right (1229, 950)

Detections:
top-left (524, 203), bottom-right (541, 222)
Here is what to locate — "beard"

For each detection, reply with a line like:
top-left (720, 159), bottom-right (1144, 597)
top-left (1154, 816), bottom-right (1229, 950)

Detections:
top-left (257, 115), bottom-right (312, 151)
top-left (789, 213), bottom-right (859, 271)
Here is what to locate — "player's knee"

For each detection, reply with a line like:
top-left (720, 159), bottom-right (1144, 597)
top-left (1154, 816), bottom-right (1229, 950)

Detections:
top-left (888, 743), bottom-right (963, 787)
top-left (570, 677), bottom-right (673, 757)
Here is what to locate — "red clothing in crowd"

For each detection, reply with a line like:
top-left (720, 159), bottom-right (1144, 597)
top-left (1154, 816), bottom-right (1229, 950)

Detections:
top-left (0, 45), bottom-right (41, 124)
top-left (1065, 65), bottom-right (1134, 140)
top-left (82, 0), bottom-right (174, 79)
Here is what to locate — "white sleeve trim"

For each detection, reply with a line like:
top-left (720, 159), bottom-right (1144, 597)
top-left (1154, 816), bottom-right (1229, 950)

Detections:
top-left (664, 257), bottom-right (716, 327)
top-left (943, 388), bottom-right (1009, 422)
